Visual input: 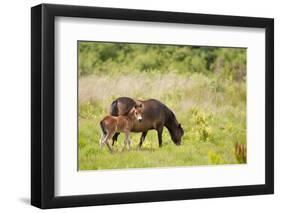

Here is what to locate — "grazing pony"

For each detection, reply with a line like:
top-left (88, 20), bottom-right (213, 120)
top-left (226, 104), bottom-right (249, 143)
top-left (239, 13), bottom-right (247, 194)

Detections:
top-left (110, 97), bottom-right (184, 149)
top-left (99, 105), bottom-right (143, 152)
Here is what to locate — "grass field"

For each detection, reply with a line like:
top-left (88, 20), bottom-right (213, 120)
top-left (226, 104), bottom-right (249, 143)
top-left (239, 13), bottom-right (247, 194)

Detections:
top-left (78, 42), bottom-right (246, 170)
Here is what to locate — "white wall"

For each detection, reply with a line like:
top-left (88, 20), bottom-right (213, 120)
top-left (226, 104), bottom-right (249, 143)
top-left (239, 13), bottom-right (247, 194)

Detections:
top-left (0, 0), bottom-right (279, 212)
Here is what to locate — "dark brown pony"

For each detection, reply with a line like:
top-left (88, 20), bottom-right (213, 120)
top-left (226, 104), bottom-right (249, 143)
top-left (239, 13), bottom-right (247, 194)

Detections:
top-left (110, 97), bottom-right (184, 148)
top-left (100, 105), bottom-right (143, 152)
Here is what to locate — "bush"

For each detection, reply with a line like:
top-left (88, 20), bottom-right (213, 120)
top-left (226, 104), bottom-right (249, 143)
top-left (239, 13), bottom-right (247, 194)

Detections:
top-left (78, 42), bottom-right (246, 81)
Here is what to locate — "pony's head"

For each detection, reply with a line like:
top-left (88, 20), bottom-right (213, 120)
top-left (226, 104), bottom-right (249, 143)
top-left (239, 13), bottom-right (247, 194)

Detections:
top-left (171, 123), bottom-right (184, 145)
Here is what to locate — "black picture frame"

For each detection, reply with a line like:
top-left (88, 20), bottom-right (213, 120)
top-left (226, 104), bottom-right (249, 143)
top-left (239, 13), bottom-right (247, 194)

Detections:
top-left (31, 3), bottom-right (274, 209)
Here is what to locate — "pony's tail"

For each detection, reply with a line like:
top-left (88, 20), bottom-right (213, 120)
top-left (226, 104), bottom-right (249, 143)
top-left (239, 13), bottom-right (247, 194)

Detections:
top-left (100, 120), bottom-right (107, 135)
top-left (110, 100), bottom-right (118, 116)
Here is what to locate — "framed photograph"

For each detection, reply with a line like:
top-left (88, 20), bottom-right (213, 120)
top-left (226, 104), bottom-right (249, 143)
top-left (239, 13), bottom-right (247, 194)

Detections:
top-left (31, 4), bottom-right (274, 209)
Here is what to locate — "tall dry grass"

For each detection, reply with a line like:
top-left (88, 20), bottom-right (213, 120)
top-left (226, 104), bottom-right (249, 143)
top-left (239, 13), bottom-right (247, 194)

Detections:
top-left (79, 73), bottom-right (245, 116)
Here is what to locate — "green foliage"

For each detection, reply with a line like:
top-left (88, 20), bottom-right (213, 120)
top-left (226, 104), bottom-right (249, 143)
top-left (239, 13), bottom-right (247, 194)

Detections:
top-left (78, 42), bottom-right (246, 81)
top-left (189, 108), bottom-right (213, 142)
top-left (78, 42), bottom-right (247, 170)
top-left (208, 150), bottom-right (223, 164)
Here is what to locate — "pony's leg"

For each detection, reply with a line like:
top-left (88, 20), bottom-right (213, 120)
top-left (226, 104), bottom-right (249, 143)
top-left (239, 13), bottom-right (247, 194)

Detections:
top-left (156, 126), bottom-right (164, 147)
top-left (138, 131), bottom-right (148, 150)
top-left (112, 132), bottom-right (120, 146)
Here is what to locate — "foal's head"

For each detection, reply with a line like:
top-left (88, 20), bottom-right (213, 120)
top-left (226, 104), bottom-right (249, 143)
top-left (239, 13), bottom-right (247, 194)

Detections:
top-left (129, 104), bottom-right (143, 122)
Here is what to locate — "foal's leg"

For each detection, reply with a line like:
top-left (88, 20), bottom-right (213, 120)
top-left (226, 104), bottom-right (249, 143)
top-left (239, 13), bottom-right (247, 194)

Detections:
top-left (127, 135), bottom-right (133, 150)
top-left (138, 131), bottom-right (148, 150)
top-left (100, 134), bottom-right (109, 148)
top-left (122, 132), bottom-right (131, 151)
top-left (122, 137), bottom-right (128, 151)
top-left (101, 132), bottom-right (114, 152)
top-left (99, 132), bottom-right (106, 148)
top-left (105, 141), bottom-right (113, 153)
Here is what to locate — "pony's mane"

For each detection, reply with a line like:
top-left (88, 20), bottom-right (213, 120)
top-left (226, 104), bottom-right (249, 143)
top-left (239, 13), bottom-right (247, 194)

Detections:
top-left (123, 100), bottom-right (143, 116)
top-left (166, 108), bottom-right (178, 125)
top-left (122, 102), bottom-right (137, 116)
top-left (164, 108), bottom-right (180, 140)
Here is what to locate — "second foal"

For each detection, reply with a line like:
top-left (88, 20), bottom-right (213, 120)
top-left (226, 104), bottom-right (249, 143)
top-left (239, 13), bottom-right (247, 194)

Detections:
top-left (99, 105), bottom-right (142, 152)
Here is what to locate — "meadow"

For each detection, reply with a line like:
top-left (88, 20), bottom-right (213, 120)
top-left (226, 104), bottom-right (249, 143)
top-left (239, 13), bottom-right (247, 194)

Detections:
top-left (78, 42), bottom-right (246, 170)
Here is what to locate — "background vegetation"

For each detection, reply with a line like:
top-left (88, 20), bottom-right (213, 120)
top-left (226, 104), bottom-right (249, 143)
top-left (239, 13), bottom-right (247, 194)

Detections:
top-left (78, 41), bottom-right (247, 170)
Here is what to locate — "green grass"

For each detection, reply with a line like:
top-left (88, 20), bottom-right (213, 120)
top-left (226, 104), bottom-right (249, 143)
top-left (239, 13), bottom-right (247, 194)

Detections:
top-left (78, 72), bottom-right (246, 170)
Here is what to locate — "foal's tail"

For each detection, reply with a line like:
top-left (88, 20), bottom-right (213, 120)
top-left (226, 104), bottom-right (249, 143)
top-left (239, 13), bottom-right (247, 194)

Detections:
top-left (99, 120), bottom-right (107, 136)
top-left (110, 100), bottom-right (119, 116)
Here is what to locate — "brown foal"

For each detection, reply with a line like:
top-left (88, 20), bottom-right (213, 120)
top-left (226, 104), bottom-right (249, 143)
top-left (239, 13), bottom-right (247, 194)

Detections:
top-left (99, 105), bottom-right (143, 152)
